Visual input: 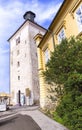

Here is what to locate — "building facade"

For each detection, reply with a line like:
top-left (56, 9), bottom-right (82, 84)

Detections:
top-left (8, 11), bottom-right (46, 105)
top-left (34, 0), bottom-right (82, 108)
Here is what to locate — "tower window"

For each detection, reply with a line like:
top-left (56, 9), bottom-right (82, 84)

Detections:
top-left (25, 40), bottom-right (27, 44)
top-left (25, 53), bottom-right (26, 57)
top-left (17, 50), bottom-right (20, 55)
top-left (36, 52), bottom-right (37, 57)
top-left (16, 37), bottom-right (20, 45)
top-left (17, 61), bottom-right (20, 67)
top-left (18, 76), bottom-right (20, 80)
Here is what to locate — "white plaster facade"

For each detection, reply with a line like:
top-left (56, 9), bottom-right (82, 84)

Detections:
top-left (8, 14), bottom-right (46, 105)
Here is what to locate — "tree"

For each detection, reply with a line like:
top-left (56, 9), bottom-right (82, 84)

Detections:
top-left (43, 37), bottom-right (82, 130)
top-left (43, 37), bottom-right (82, 85)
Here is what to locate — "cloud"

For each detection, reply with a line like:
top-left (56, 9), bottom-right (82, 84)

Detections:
top-left (35, 3), bottom-right (62, 25)
top-left (0, 0), bottom-right (63, 92)
top-left (0, 0), bottom-right (63, 36)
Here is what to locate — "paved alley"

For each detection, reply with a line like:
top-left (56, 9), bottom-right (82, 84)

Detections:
top-left (0, 106), bottom-right (68, 130)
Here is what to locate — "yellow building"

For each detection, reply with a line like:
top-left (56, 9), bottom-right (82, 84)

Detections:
top-left (34, 0), bottom-right (82, 108)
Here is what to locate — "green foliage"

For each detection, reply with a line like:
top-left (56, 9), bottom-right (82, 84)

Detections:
top-left (53, 111), bottom-right (64, 124)
top-left (43, 37), bottom-right (82, 130)
top-left (43, 37), bottom-right (82, 85)
top-left (65, 73), bottom-right (82, 92)
top-left (56, 94), bottom-right (82, 130)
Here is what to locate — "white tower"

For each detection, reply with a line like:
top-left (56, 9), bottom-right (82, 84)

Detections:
top-left (8, 11), bottom-right (46, 105)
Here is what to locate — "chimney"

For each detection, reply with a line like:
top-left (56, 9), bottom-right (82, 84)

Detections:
top-left (23, 11), bottom-right (36, 22)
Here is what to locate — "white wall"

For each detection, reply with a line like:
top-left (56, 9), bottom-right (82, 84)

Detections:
top-left (9, 21), bottom-right (46, 105)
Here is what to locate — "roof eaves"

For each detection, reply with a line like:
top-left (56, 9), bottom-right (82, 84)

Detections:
top-left (38, 0), bottom-right (66, 48)
top-left (8, 19), bottom-right (47, 42)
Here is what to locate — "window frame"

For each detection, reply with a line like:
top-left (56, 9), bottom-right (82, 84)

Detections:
top-left (17, 50), bottom-right (20, 56)
top-left (57, 27), bottom-right (66, 43)
top-left (17, 61), bottom-right (20, 67)
top-left (75, 4), bottom-right (82, 32)
top-left (16, 37), bottom-right (20, 45)
top-left (44, 48), bottom-right (50, 64)
top-left (18, 76), bottom-right (20, 80)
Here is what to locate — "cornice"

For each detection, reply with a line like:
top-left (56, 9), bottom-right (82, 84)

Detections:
top-left (69, 0), bottom-right (82, 19)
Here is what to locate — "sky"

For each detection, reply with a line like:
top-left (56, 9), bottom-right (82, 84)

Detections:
top-left (0, 0), bottom-right (64, 93)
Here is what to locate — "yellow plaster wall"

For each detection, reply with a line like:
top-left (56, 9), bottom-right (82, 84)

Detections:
top-left (37, 0), bottom-right (82, 108)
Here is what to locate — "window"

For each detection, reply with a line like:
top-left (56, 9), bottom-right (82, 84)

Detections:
top-left (17, 50), bottom-right (20, 55)
top-left (58, 28), bottom-right (65, 43)
top-left (16, 37), bottom-right (20, 45)
top-left (44, 48), bottom-right (49, 64)
top-left (11, 51), bottom-right (13, 65)
top-left (36, 52), bottom-right (37, 57)
top-left (25, 40), bottom-right (27, 44)
top-left (11, 59), bottom-right (13, 65)
top-left (17, 61), bottom-right (20, 67)
top-left (18, 76), bottom-right (20, 80)
top-left (25, 53), bottom-right (26, 57)
top-left (75, 4), bottom-right (82, 32)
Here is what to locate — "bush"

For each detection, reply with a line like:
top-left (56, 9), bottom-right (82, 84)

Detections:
top-left (43, 37), bottom-right (82, 130)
